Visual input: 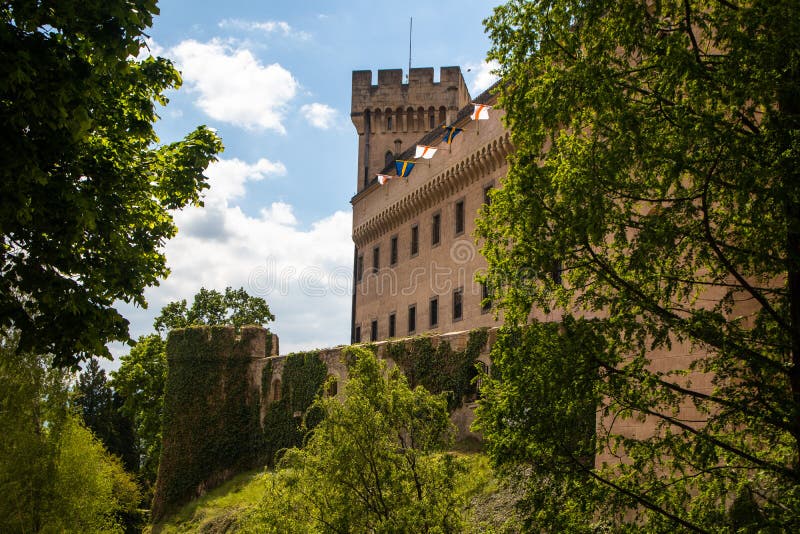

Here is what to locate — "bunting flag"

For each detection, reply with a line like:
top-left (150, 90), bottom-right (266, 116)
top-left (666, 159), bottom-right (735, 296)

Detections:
top-left (414, 145), bottom-right (438, 159)
top-left (442, 126), bottom-right (462, 144)
top-left (395, 160), bottom-right (416, 178)
top-left (471, 103), bottom-right (491, 120)
top-left (377, 174), bottom-right (393, 185)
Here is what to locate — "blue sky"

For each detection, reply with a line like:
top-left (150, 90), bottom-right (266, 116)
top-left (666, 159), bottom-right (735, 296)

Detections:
top-left (111, 0), bottom-right (500, 363)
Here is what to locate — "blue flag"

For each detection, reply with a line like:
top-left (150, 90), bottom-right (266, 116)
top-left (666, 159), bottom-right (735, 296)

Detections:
top-left (395, 160), bottom-right (415, 178)
top-left (442, 126), bottom-right (463, 144)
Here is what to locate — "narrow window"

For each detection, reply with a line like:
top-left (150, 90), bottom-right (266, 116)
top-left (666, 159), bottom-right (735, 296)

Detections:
top-left (327, 377), bottom-right (338, 397)
top-left (483, 185), bottom-right (493, 205)
top-left (387, 114), bottom-right (393, 131)
top-left (550, 260), bottom-right (563, 285)
top-left (411, 224), bottom-right (419, 256)
top-left (453, 287), bottom-right (463, 321)
top-left (373, 246), bottom-right (380, 271)
top-left (385, 151), bottom-right (394, 168)
top-left (429, 296), bottom-right (439, 328)
top-left (355, 325), bottom-right (361, 343)
top-left (455, 200), bottom-right (465, 235)
top-left (394, 139), bottom-right (402, 154)
top-left (356, 254), bottom-right (364, 283)
top-left (371, 319), bottom-right (378, 341)
top-left (388, 312), bottom-right (396, 338)
top-left (481, 282), bottom-right (492, 313)
top-left (390, 235), bottom-right (398, 265)
top-left (408, 304), bottom-right (416, 334)
top-left (429, 109), bottom-right (435, 129)
top-left (431, 213), bottom-right (441, 246)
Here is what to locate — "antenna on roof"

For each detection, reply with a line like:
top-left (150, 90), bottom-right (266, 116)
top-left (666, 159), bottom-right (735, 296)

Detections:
top-left (407, 17), bottom-right (412, 82)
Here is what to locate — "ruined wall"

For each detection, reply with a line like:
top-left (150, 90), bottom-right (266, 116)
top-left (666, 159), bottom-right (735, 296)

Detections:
top-left (151, 326), bottom-right (272, 522)
top-left (152, 326), bottom-right (494, 520)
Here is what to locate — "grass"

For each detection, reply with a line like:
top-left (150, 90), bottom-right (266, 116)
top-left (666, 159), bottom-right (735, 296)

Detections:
top-left (150, 453), bottom-right (522, 533)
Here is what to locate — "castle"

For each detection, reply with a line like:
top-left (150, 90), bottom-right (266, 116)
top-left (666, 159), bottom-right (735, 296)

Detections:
top-left (349, 67), bottom-right (514, 343)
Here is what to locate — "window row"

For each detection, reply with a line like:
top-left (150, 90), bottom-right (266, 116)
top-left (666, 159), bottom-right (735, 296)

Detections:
top-left (356, 196), bottom-right (479, 283)
top-left (354, 284), bottom-right (492, 343)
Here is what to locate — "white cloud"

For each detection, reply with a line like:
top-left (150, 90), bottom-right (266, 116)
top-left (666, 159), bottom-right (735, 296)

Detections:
top-left (218, 19), bottom-right (311, 40)
top-left (300, 103), bottom-right (339, 130)
top-left (466, 60), bottom-right (500, 94)
top-left (113, 155), bottom-right (353, 358)
top-left (204, 157), bottom-right (287, 205)
top-left (170, 39), bottom-right (299, 132)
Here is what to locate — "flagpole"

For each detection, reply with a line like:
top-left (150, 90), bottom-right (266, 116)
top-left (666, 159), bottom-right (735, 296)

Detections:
top-left (408, 17), bottom-right (412, 80)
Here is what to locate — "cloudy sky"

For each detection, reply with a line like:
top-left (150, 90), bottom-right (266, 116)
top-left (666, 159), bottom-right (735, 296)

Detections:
top-left (111, 0), bottom-right (500, 363)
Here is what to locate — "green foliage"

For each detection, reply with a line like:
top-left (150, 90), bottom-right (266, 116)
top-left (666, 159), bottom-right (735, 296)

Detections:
top-left (111, 334), bottom-right (168, 492)
top-left (261, 351), bottom-right (328, 466)
top-left (0, 0), bottom-right (223, 367)
top-left (151, 326), bottom-right (270, 522)
top-left (76, 359), bottom-right (138, 473)
top-left (386, 328), bottom-right (488, 410)
top-left (479, 0), bottom-right (800, 530)
top-left (242, 347), bottom-right (482, 533)
top-left (0, 333), bottom-right (141, 532)
top-left (154, 286), bottom-right (275, 334)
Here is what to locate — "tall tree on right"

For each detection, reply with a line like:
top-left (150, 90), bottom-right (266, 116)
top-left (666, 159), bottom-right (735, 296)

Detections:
top-left (477, 1), bottom-right (800, 531)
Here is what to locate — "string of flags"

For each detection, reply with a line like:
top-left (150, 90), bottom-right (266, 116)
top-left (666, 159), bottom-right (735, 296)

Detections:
top-left (376, 102), bottom-right (491, 185)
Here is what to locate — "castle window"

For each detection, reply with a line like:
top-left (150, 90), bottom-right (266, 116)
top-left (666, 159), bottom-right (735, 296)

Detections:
top-left (483, 184), bottom-right (493, 205)
top-left (387, 112), bottom-right (393, 131)
top-left (385, 151), bottom-right (394, 169)
top-left (371, 319), bottom-right (378, 341)
top-left (326, 377), bottom-right (338, 397)
top-left (388, 312), bottom-right (396, 337)
top-left (429, 296), bottom-right (439, 328)
top-left (439, 106), bottom-right (446, 125)
top-left (453, 287), bottom-right (463, 322)
top-left (481, 282), bottom-right (492, 314)
top-left (431, 212), bottom-right (441, 247)
top-left (408, 304), bottom-right (416, 334)
top-left (373, 245), bottom-right (380, 272)
top-left (429, 108), bottom-right (435, 129)
top-left (411, 224), bottom-right (419, 257)
top-left (355, 325), bottom-right (362, 343)
top-left (407, 107), bottom-right (415, 130)
top-left (455, 199), bottom-right (465, 235)
top-left (356, 254), bottom-right (364, 283)
top-left (390, 235), bottom-right (398, 265)
top-left (550, 260), bottom-right (563, 285)
top-left (272, 379), bottom-right (282, 401)
top-left (394, 139), bottom-right (402, 154)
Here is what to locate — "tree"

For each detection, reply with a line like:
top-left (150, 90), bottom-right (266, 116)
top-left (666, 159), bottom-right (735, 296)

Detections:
top-left (76, 358), bottom-right (138, 473)
top-left (153, 286), bottom-right (275, 334)
top-left (111, 334), bottom-right (167, 492)
top-left (0, 333), bottom-right (141, 532)
top-left (477, 1), bottom-right (800, 531)
top-left (0, 0), bottom-right (223, 367)
top-left (243, 347), bottom-right (474, 533)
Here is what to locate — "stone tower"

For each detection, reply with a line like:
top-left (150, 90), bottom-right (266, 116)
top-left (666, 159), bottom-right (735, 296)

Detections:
top-left (350, 67), bottom-right (471, 192)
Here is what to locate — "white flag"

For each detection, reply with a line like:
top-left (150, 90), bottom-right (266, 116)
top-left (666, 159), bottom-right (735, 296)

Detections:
top-left (377, 174), bottom-right (392, 185)
top-left (414, 145), bottom-right (438, 159)
top-left (471, 103), bottom-right (491, 120)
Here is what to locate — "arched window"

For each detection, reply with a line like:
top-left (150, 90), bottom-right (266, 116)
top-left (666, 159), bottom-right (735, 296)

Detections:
top-left (406, 107), bottom-right (415, 131)
top-left (439, 106), bottom-right (447, 125)
top-left (428, 107), bottom-right (436, 129)
top-left (385, 151), bottom-right (394, 168)
top-left (386, 109), bottom-right (393, 131)
top-left (272, 379), bottom-right (282, 401)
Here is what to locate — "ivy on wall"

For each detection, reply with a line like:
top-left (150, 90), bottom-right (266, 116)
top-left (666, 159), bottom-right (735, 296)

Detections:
top-left (385, 328), bottom-right (489, 410)
top-left (261, 351), bottom-right (328, 465)
top-left (151, 326), bottom-right (270, 522)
